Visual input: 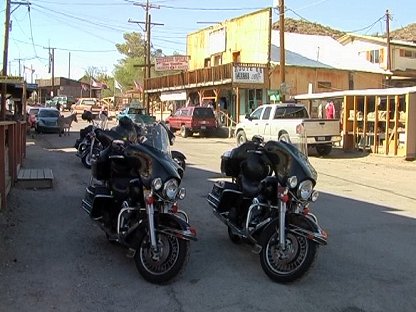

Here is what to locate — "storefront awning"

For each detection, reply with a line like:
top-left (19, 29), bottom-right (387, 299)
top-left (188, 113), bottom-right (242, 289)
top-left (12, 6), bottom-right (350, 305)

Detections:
top-left (160, 91), bottom-right (187, 101)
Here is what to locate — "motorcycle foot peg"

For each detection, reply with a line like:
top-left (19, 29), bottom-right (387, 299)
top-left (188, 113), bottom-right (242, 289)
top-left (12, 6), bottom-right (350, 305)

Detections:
top-left (251, 244), bottom-right (262, 254)
top-left (126, 248), bottom-right (136, 258)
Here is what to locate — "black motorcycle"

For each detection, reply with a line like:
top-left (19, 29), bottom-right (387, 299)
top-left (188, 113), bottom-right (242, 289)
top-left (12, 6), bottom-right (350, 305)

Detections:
top-left (74, 111), bottom-right (108, 169)
top-left (207, 135), bottom-right (327, 283)
top-left (81, 122), bottom-right (196, 284)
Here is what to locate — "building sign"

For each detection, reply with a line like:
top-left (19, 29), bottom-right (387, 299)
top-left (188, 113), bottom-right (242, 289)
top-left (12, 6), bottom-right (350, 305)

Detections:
top-left (160, 91), bottom-right (187, 101)
top-left (233, 66), bottom-right (264, 84)
top-left (208, 27), bottom-right (226, 55)
top-left (155, 56), bottom-right (189, 72)
top-left (0, 76), bottom-right (24, 84)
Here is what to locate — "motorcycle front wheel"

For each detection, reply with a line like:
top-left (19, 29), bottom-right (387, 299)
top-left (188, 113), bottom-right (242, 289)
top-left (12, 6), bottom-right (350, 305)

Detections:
top-left (81, 147), bottom-right (100, 169)
top-left (81, 152), bottom-right (93, 169)
top-left (259, 226), bottom-right (318, 283)
top-left (134, 231), bottom-right (190, 284)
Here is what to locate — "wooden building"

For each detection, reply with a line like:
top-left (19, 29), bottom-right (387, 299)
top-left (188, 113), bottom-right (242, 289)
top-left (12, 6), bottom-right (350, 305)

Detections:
top-left (295, 86), bottom-right (416, 160)
top-left (145, 8), bottom-right (389, 127)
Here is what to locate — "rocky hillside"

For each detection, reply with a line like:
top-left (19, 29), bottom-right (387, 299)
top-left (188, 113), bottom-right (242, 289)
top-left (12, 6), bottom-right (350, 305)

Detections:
top-left (390, 23), bottom-right (416, 42)
top-left (272, 18), bottom-right (346, 39)
top-left (273, 18), bottom-right (416, 43)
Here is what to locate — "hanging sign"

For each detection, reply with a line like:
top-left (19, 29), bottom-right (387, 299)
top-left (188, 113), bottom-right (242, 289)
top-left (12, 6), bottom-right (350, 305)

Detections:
top-left (233, 66), bottom-right (264, 84)
top-left (155, 56), bottom-right (189, 72)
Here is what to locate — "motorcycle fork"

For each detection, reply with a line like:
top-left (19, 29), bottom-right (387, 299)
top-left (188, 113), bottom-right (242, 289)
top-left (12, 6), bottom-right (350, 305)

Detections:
top-left (278, 188), bottom-right (290, 250)
top-left (145, 195), bottom-right (158, 252)
top-left (89, 136), bottom-right (96, 157)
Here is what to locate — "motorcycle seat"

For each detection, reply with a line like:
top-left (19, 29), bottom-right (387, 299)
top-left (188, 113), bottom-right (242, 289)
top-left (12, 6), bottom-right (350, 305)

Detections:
top-left (240, 153), bottom-right (270, 197)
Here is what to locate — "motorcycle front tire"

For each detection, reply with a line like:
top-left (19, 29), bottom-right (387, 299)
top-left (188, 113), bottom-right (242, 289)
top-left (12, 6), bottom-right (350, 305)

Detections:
top-left (81, 146), bottom-right (100, 169)
top-left (259, 224), bottom-right (318, 283)
top-left (134, 229), bottom-right (190, 284)
top-left (81, 152), bottom-right (93, 169)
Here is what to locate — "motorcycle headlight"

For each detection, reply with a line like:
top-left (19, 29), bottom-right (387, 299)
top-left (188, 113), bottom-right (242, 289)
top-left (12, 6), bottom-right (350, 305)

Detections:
top-left (152, 178), bottom-right (163, 191)
top-left (287, 176), bottom-right (298, 188)
top-left (178, 187), bottom-right (186, 200)
top-left (297, 180), bottom-right (314, 200)
top-left (163, 179), bottom-right (179, 200)
top-left (311, 190), bottom-right (319, 202)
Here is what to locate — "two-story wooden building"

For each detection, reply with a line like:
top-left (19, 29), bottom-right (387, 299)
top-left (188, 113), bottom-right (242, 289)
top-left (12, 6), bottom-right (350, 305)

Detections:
top-left (145, 8), bottom-right (389, 126)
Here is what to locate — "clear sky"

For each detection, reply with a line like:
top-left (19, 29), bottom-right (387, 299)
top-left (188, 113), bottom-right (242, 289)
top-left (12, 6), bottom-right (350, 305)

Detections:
top-left (1, 0), bottom-right (415, 82)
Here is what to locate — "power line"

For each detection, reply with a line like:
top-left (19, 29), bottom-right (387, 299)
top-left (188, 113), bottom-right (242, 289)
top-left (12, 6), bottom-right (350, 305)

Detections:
top-left (28, 6), bottom-right (39, 59)
top-left (28, 0), bottom-right (130, 6)
top-left (11, 38), bottom-right (117, 53)
top-left (31, 3), bottom-right (130, 33)
top-left (31, 7), bottom-right (119, 44)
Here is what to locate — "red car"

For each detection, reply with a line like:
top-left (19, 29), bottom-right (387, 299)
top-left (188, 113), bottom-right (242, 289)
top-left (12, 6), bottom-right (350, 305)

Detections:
top-left (165, 106), bottom-right (217, 138)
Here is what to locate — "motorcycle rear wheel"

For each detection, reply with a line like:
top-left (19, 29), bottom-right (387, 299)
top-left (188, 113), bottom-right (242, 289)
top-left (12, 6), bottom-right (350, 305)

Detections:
top-left (259, 226), bottom-right (318, 283)
top-left (134, 231), bottom-right (190, 284)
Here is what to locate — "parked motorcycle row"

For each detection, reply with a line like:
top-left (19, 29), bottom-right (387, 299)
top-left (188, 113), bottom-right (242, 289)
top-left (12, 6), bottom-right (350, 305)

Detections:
top-left (75, 112), bottom-right (328, 284)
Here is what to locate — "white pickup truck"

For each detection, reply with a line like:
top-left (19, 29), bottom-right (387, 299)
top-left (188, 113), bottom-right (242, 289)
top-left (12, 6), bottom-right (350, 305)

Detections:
top-left (235, 103), bottom-right (341, 156)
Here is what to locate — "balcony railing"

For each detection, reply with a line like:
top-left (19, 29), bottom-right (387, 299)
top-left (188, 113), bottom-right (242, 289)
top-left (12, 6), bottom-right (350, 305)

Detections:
top-left (146, 62), bottom-right (267, 92)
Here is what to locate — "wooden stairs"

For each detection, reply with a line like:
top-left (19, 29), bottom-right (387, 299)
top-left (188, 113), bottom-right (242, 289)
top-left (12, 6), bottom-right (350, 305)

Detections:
top-left (16, 168), bottom-right (54, 189)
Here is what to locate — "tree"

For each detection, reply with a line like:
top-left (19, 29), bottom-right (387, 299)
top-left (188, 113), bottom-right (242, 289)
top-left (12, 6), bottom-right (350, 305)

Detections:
top-left (113, 32), bottom-right (146, 90)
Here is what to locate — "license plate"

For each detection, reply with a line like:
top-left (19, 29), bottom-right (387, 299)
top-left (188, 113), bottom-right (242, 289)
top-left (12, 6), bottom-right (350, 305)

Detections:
top-left (201, 126), bottom-right (206, 130)
top-left (317, 136), bottom-right (326, 141)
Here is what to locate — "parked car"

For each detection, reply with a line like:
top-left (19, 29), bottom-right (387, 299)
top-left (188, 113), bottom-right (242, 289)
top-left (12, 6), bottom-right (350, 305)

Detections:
top-left (35, 108), bottom-right (62, 134)
top-left (116, 106), bottom-right (156, 124)
top-left (71, 98), bottom-right (99, 114)
top-left (44, 96), bottom-right (75, 111)
top-left (165, 106), bottom-right (217, 138)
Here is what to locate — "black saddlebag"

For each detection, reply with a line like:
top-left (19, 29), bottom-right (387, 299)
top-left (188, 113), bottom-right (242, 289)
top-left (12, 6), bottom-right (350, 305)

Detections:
top-left (91, 156), bottom-right (111, 180)
top-left (81, 185), bottom-right (111, 216)
top-left (207, 181), bottom-right (241, 212)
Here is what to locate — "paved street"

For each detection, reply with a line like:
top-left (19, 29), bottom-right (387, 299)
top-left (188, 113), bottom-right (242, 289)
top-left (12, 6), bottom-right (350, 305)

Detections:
top-left (1, 120), bottom-right (416, 312)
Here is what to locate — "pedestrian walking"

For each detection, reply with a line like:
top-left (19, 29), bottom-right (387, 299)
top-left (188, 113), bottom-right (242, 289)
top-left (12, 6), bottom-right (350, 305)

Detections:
top-left (99, 103), bottom-right (108, 129)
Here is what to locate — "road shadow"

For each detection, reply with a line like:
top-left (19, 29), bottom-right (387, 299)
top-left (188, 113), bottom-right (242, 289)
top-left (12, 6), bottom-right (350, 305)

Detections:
top-left (2, 134), bottom-right (416, 312)
top-left (307, 145), bottom-right (370, 159)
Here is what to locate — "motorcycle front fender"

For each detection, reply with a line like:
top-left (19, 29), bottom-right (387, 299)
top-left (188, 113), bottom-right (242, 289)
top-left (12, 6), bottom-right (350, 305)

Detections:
top-left (288, 213), bottom-right (328, 245)
top-left (171, 150), bottom-right (186, 160)
top-left (260, 214), bottom-right (328, 246)
top-left (157, 213), bottom-right (197, 241)
top-left (130, 213), bottom-right (197, 242)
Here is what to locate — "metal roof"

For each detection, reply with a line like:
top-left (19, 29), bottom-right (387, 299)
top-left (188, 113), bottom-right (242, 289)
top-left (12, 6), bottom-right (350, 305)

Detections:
top-left (271, 32), bottom-right (389, 75)
top-left (294, 86), bottom-right (416, 100)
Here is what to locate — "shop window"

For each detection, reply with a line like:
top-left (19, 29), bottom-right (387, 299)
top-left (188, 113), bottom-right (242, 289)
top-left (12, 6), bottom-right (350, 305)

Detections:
top-left (399, 49), bottom-right (416, 59)
top-left (317, 81), bottom-right (331, 89)
top-left (232, 51), bottom-right (241, 63)
top-left (213, 54), bottom-right (222, 66)
top-left (366, 49), bottom-right (380, 63)
top-left (248, 89), bottom-right (263, 112)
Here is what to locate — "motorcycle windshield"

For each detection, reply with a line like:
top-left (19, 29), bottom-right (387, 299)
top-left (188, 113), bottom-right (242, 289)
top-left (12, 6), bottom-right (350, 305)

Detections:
top-left (141, 123), bottom-right (171, 156)
top-left (264, 140), bottom-right (317, 185)
top-left (124, 123), bottom-right (181, 184)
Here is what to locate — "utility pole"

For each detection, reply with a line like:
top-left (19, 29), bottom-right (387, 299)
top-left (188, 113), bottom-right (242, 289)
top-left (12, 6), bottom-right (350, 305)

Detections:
top-left (1, 0), bottom-right (31, 120)
top-left (279, 0), bottom-right (286, 102)
top-left (68, 52), bottom-right (71, 79)
top-left (385, 9), bottom-right (392, 85)
top-left (23, 65), bottom-right (35, 83)
top-left (44, 46), bottom-right (56, 98)
top-left (130, 0), bottom-right (162, 113)
top-left (1, 0), bottom-right (11, 120)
